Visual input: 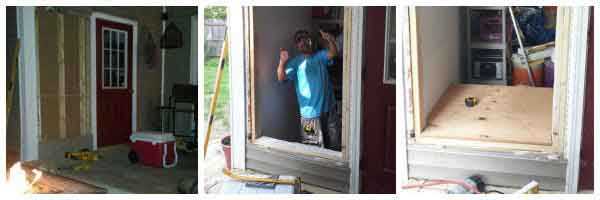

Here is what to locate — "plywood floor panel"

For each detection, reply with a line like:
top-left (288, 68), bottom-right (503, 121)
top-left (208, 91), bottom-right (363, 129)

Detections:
top-left (421, 84), bottom-right (553, 146)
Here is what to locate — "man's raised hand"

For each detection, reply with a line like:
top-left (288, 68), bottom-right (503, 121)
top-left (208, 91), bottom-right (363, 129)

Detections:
top-left (279, 48), bottom-right (289, 63)
top-left (319, 30), bottom-right (334, 42)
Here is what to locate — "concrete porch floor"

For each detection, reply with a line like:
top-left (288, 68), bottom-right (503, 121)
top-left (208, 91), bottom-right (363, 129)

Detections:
top-left (23, 144), bottom-right (197, 194)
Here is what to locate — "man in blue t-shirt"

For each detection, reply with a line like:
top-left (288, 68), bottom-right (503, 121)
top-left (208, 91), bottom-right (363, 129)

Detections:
top-left (276, 29), bottom-right (337, 148)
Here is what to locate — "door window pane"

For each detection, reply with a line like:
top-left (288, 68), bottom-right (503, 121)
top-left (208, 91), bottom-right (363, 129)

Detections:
top-left (383, 7), bottom-right (396, 84)
top-left (102, 28), bottom-right (128, 88)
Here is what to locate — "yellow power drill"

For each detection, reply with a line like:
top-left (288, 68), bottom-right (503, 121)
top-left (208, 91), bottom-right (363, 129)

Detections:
top-left (60, 149), bottom-right (101, 171)
top-left (65, 148), bottom-right (101, 161)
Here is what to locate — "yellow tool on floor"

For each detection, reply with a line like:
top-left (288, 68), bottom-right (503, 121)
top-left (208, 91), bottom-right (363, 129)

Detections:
top-left (59, 149), bottom-right (101, 172)
top-left (65, 149), bottom-right (101, 161)
top-left (464, 96), bottom-right (479, 107)
top-left (203, 31), bottom-right (301, 192)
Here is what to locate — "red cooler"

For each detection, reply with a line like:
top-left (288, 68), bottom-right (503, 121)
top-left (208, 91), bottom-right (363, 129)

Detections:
top-left (129, 131), bottom-right (177, 168)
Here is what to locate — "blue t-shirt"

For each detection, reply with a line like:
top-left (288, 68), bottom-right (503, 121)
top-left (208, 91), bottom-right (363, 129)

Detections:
top-left (285, 49), bottom-right (335, 119)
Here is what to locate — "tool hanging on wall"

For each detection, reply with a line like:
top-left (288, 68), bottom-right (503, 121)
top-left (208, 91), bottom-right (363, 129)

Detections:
top-left (509, 6), bottom-right (536, 86)
top-left (203, 30), bottom-right (301, 192)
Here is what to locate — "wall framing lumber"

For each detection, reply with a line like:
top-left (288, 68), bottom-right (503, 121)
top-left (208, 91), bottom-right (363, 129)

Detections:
top-left (341, 7), bottom-right (352, 161)
top-left (409, 7), bottom-right (425, 135)
top-left (78, 17), bottom-right (88, 136)
top-left (57, 13), bottom-right (67, 139)
top-left (553, 7), bottom-right (571, 154)
top-left (246, 7), bottom-right (257, 143)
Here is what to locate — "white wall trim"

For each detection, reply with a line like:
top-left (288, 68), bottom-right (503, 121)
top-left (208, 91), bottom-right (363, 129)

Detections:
top-left (348, 6), bottom-right (364, 194)
top-left (90, 12), bottom-right (138, 150)
top-left (564, 6), bottom-right (590, 194)
top-left (198, 7), bottom-right (205, 195)
top-left (228, 6), bottom-right (247, 170)
top-left (397, 6), bottom-right (411, 191)
top-left (17, 6), bottom-right (40, 162)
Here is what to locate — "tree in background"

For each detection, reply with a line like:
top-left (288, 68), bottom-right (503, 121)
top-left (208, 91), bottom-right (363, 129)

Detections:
top-left (204, 6), bottom-right (226, 20)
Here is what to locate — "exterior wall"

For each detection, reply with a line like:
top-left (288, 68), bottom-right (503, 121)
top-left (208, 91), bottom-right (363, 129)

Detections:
top-left (33, 7), bottom-right (165, 159)
top-left (164, 7), bottom-right (198, 135)
top-left (36, 8), bottom-right (89, 140)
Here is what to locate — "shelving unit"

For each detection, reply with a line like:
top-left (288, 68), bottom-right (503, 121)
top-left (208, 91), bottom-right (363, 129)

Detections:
top-left (466, 7), bottom-right (509, 85)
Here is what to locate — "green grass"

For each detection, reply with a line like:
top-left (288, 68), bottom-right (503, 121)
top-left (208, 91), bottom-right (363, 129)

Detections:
top-left (204, 57), bottom-right (230, 128)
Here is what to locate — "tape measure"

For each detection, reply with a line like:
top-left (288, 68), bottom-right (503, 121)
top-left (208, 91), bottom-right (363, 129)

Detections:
top-left (464, 96), bottom-right (479, 107)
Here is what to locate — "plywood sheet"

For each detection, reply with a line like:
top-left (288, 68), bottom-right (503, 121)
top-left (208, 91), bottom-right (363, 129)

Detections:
top-left (421, 84), bottom-right (553, 145)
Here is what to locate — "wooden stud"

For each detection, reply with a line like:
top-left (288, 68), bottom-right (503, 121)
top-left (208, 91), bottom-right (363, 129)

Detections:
top-left (79, 17), bottom-right (88, 136)
top-left (248, 7), bottom-right (257, 143)
top-left (409, 7), bottom-right (425, 136)
top-left (341, 7), bottom-right (354, 161)
top-left (57, 13), bottom-right (67, 139)
top-left (552, 7), bottom-right (571, 155)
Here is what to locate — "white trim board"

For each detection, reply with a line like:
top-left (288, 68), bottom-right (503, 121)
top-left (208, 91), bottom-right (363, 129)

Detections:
top-left (348, 6), bottom-right (364, 194)
top-left (228, 6), bottom-right (247, 170)
top-left (17, 6), bottom-right (40, 162)
top-left (90, 12), bottom-right (138, 150)
top-left (564, 6), bottom-right (590, 194)
top-left (396, 5), bottom-right (411, 190)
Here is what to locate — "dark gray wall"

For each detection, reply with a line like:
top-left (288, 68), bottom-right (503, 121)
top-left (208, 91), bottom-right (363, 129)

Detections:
top-left (254, 7), bottom-right (312, 142)
top-left (6, 6), bottom-right (20, 153)
top-left (164, 7), bottom-right (198, 135)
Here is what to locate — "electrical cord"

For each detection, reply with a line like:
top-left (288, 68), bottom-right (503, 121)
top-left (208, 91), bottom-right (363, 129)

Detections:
top-left (402, 179), bottom-right (481, 194)
top-left (486, 190), bottom-right (505, 194)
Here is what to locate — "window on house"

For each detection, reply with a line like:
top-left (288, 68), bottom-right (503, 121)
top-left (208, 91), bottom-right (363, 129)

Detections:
top-left (383, 6), bottom-right (396, 84)
top-left (102, 28), bottom-right (128, 88)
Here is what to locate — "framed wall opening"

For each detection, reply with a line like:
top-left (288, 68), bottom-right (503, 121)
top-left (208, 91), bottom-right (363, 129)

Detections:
top-left (245, 6), bottom-right (350, 162)
top-left (406, 6), bottom-right (571, 154)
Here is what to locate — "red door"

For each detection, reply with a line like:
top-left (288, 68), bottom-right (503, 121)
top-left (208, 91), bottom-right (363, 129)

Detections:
top-left (96, 19), bottom-right (133, 147)
top-left (360, 6), bottom-right (396, 194)
top-left (578, 8), bottom-right (593, 190)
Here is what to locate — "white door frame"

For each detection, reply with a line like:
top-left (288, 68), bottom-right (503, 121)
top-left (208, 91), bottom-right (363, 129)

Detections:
top-left (398, 6), bottom-right (590, 193)
top-left (90, 12), bottom-right (138, 150)
top-left (17, 6), bottom-right (40, 162)
top-left (228, 6), bottom-right (247, 170)
top-left (396, 6), bottom-right (411, 191)
top-left (564, 6), bottom-right (590, 193)
top-left (228, 6), bottom-right (365, 192)
top-left (348, 6), bottom-right (364, 194)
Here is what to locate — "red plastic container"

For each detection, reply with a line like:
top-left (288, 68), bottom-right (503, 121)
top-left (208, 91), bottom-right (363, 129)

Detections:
top-left (222, 135), bottom-right (232, 170)
top-left (130, 131), bottom-right (177, 168)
